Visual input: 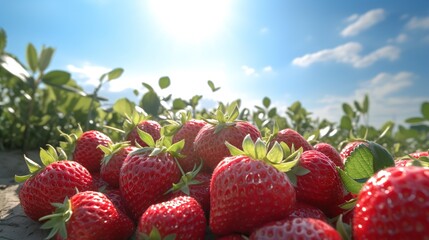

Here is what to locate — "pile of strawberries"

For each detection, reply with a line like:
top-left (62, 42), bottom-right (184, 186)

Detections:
top-left (15, 105), bottom-right (429, 240)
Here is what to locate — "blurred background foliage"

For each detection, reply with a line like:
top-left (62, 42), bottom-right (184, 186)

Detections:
top-left (1, 29), bottom-right (428, 156)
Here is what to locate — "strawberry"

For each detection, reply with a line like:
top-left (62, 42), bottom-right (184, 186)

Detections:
top-left (123, 111), bottom-right (161, 147)
top-left (119, 130), bottom-right (182, 220)
top-left (314, 142), bottom-right (344, 169)
top-left (353, 166), bottom-right (429, 239)
top-left (194, 104), bottom-right (261, 172)
top-left (210, 136), bottom-right (297, 235)
top-left (269, 128), bottom-right (313, 152)
top-left (103, 188), bottom-right (130, 217)
top-left (395, 151), bottom-right (429, 167)
top-left (40, 191), bottom-right (134, 240)
top-left (60, 127), bottom-right (112, 173)
top-left (294, 150), bottom-right (344, 216)
top-left (339, 140), bottom-right (367, 161)
top-left (91, 172), bottom-right (109, 190)
top-left (15, 145), bottom-right (93, 221)
top-left (287, 202), bottom-right (328, 222)
top-left (137, 196), bottom-right (206, 240)
top-left (250, 217), bottom-right (341, 240)
top-left (216, 234), bottom-right (248, 240)
top-left (166, 112), bottom-right (207, 172)
top-left (99, 142), bottom-right (136, 188)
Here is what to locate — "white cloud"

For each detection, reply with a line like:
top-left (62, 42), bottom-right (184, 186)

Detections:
top-left (311, 71), bottom-right (422, 127)
top-left (406, 16), bottom-right (429, 30)
top-left (292, 42), bottom-right (400, 68)
top-left (241, 65), bottom-right (257, 76)
top-left (67, 63), bottom-right (110, 86)
top-left (388, 33), bottom-right (408, 44)
top-left (341, 9), bottom-right (385, 37)
top-left (263, 66), bottom-right (273, 72)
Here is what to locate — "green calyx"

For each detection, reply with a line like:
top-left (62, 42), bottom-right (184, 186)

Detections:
top-left (39, 197), bottom-right (73, 240)
top-left (15, 144), bottom-right (67, 183)
top-left (99, 141), bottom-right (131, 167)
top-left (163, 110), bottom-right (193, 137)
top-left (123, 110), bottom-right (150, 137)
top-left (129, 128), bottom-right (184, 158)
top-left (165, 161), bottom-right (203, 196)
top-left (58, 124), bottom-right (83, 158)
top-left (204, 102), bottom-right (240, 134)
top-left (226, 134), bottom-right (305, 174)
top-left (139, 227), bottom-right (176, 240)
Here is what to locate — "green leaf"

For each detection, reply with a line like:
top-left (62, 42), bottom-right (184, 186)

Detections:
top-left (337, 167), bottom-right (363, 194)
top-left (353, 101), bottom-right (362, 113)
top-left (336, 214), bottom-right (352, 240)
top-left (207, 80), bottom-right (220, 92)
top-left (14, 174), bottom-right (33, 183)
top-left (342, 103), bottom-right (354, 117)
top-left (24, 155), bottom-right (42, 173)
top-left (38, 46), bottom-right (55, 72)
top-left (255, 138), bottom-right (267, 159)
top-left (40, 145), bottom-right (58, 166)
top-left (190, 95), bottom-right (202, 107)
top-left (141, 91), bottom-right (161, 116)
top-left (268, 107), bottom-right (277, 118)
top-left (137, 129), bottom-right (155, 147)
top-left (242, 135), bottom-right (256, 158)
top-left (340, 116), bottom-right (353, 130)
top-left (226, 141), bottom-right (245, 156)
top-left (421, 102), bottom-right (429, 120)
top-left (262, 97), bottom-right (271, 108)
top-left (367, 141), bottom-right (394, 172)
top-left (266, 142), bottom-right (283, 163)
top-left (167, 139), bottom-right (185, 155)
top-left (0, 55), bottom-right (32, 82)
top-left (43, 70), bottom-right (71, 86)
top-left (173, 98), bottom-right (187, 110)
top-left (113, 98), bottom-right (135, 117)
top-left (405, 117), bottom-right (425, 124)
top-left (142, 82), bottom-right (155, 92)
top-left (362, 94), bottom-right (369, 114)
top-left (344, 145), bottom-right (374, 180)
top-left (26, 43), bottom-right (38, 72)
top-left (106, 68), bottom-right (123, 81)
top-left (159, 76), bottom-right (171, 89)
top-left (0, 28), bottom-right (6, 53)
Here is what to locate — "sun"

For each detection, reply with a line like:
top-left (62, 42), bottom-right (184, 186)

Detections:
top-left (147, 0), bottom-right (231, 43)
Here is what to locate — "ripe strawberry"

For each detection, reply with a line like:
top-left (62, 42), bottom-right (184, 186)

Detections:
top-left (99, 142), bottom-right (136, 188)
top-left (217, 234), bottom-right (248, 240)
top-left (395, 151), bottom-right (429, 167)
top-left (40, 191), bottom-right (134, 240)
top-left (119, 130), bottom-right (182, 220)
top-left (270, 128), bottom-right (313, 152)
top-left (137, 196), bottom-right (206, 240)
top-left (353, 166), bottom-right (429, 239)
top-left (170, 116), bottom-right (207, 172)
top-left (314, 142), bottom-right (344, 169)
top-left (250, 217), bottom-right (341, 240)
top-left (103, 188), bottom-right (130, 217)
top-left (60, 127), bottom-right (112, 173)
top-left (123, 111), bottom-right (161, 147)
top-left (294, 150), bottom-right (344, 216)
top-left (91, 172), bottom-right (109, 190)
top-left (287, 202), bottom-right (328, 222)
top-left (339, 140), bottom-right (367, 161)
top-left (194, 105), bottom-right (261, 172)
top-left (210, 136), bottom-right (296, 235)
top-left (16, 146), bottom-right (93, 221)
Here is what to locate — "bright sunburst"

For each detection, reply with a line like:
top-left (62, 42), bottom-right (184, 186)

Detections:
top-left (148, 0), bottom-right (231, 43)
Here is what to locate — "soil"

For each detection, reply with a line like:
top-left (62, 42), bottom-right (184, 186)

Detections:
top-left (0, 150), bottom-right (48, 240)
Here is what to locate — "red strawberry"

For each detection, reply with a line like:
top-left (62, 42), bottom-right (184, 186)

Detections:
top-left (123, 112), bottom-right (161, 147)
top-left (91, 172), bottom-right (109, 190)
top-left (270, 128), bottom-right (313, 152)
top-left (294, 150), bottom-right (344, 216)
top-left (409, 151), bottom-right (429, 159)
top-left (314, 142), bottom-right (344, 169)
top-left (287, 202), bottom-right (328, 222)
top-left (16, 146), bottom-right (93, 221)
top-left (100, 142), bottom-right (136, 188)
top-left (339, 140), bottom-right (367, 161)
top-left (169, 171), bottom-right (211, 215)
top-left (119, 131), bottom-right (182, 220)
top-left (137, 196), bottom-right (206, 240)
top-left (194, 105), bottom-right (261, 172)
top-left (250, 217), bottom-right (341, 240)
top-left (40, 191), bottom-right (134, 240)
top-left (217, 235), bottom-right (248, 240)
top-left (171, 118), bottom-right (207, 172)
top-left (104, 189), bottom-right (129, 217)
top-left (395, 151), bottom-right (429, 167)
top-left (210, 136), bottom-right (297, 235)
top-left (72, 130), bottom-right (112, 173)
top-left (353, 166), bottom-right (429, 239)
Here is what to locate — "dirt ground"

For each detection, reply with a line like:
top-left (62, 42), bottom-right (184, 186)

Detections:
top-left (0, 150), bottom-right (48, 240)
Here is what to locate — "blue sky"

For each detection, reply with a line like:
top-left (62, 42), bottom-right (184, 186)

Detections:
top-left (1, 0), bottom-right (428, 127)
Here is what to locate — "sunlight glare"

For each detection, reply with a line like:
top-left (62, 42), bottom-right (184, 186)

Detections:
top-left (148, 0), bottom-right (230, 43)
